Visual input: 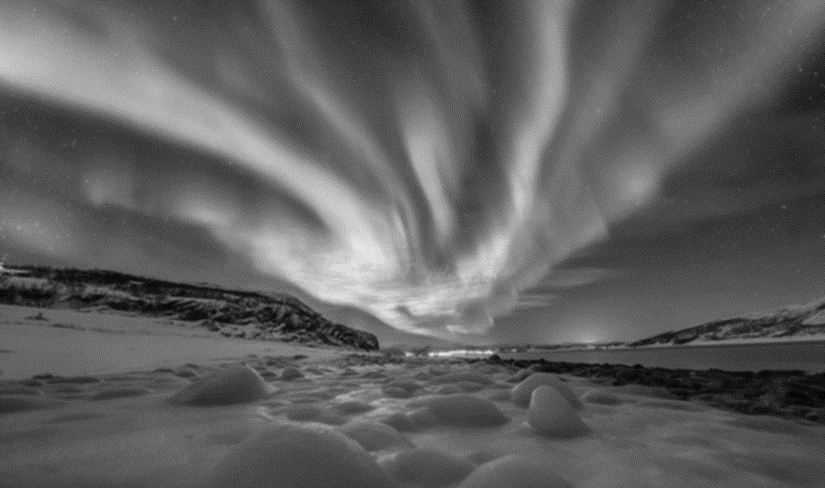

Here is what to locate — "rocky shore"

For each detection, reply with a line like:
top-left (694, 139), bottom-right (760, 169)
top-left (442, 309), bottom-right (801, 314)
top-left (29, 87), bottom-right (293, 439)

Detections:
top-left (487, 355), bottom-right (825, 424)
top-left (344, 353), bottom-right (825, 425)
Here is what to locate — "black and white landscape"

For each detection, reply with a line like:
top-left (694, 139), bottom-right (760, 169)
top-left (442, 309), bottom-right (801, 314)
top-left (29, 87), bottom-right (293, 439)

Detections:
top-left (1, 1), bottom-right (824, 487)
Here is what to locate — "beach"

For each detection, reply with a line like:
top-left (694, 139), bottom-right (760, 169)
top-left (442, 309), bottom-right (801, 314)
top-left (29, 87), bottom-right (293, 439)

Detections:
top-left (1, 304), bottom-right (824, 487)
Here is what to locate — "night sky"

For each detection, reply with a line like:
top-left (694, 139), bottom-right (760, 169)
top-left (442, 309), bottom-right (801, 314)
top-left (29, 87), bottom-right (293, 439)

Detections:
top-left (1, 0), bottom-right (824, 346)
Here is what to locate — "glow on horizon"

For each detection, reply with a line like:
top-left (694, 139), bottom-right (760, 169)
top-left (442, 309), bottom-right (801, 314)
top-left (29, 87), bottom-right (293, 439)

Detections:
top-left (426, 350), bottom-right (497, 358)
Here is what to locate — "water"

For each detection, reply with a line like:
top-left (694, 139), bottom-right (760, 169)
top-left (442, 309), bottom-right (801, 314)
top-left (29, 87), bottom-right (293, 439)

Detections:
top-left (499, 341), bottom-right (825, 373)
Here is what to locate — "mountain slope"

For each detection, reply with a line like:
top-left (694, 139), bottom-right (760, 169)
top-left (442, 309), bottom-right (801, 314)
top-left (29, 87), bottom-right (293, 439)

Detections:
top-left (627, 297), bottom-right (825, 347)
top-left (0, 264), bottom-right (379, 351)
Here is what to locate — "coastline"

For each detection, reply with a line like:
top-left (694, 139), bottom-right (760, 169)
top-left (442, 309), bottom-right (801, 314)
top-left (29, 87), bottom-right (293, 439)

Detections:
top-left (479, 354), bottom-right (825, 425)
top-left (494, 336), bottom-right (825, 354)
top-left (2, 301), bottom-right (823, 427)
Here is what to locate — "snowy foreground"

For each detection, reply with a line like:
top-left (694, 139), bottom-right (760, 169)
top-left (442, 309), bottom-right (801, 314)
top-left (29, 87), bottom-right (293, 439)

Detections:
top-left (1, 360), bottom-right (824, 487)
top-left (1, 306), bottom-right (824, 487)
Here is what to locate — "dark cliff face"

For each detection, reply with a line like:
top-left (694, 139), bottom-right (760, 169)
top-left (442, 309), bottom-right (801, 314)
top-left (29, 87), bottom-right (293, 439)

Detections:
top-left (0, 265), bottom-right (380, 351)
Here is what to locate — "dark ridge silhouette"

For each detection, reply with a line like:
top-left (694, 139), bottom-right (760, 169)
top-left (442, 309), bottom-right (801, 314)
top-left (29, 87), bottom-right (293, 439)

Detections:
top-left (0, 262), bottom-right (379, 351)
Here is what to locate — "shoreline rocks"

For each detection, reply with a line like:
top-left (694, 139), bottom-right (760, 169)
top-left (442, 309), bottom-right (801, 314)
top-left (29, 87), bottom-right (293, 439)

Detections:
top-left (482, 355), bottom-right (825, 424)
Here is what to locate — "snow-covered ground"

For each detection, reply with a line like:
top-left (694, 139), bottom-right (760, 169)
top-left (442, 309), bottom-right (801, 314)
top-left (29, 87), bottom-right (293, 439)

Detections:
top-left (0, 305), bottom-right (342, 380)
top-left (1, 359), bottom-right (823, 487)
top-left (0, 304), bottom-right (823, 487)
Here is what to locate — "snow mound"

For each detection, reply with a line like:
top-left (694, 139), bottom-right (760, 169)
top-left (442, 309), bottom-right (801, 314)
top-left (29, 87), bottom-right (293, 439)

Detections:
top-left (527, 386), bottom-right (591, 439)
top-left (378, 448), bottom-right (476, 487)
top-left (511, 373), bottom-right (583, 410)
top-left (209, 421), bottom-right (394, 488)
top-left (167, 366), bottom-right (272, 407)
top-left (339, 421), bottom-right (415, 451)
top-left (381, 412), bottom-right (415, 432)
top-left (456, 454), bottom-right (572, 488)
top-left (414, 394), bottom-right (509, 428)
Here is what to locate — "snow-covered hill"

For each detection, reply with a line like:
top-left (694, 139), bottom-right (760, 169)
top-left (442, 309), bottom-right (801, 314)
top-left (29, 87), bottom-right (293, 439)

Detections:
top-left (0, 264), bottom-right (380, 351)
top-left (627, 297), bottom-right (825, 347)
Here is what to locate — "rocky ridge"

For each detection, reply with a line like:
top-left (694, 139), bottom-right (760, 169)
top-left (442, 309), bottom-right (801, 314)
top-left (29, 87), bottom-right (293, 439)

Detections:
top-left (627, 297), bottom-right (825, 346)
top-left (0, 265), bottom-right (379, 351)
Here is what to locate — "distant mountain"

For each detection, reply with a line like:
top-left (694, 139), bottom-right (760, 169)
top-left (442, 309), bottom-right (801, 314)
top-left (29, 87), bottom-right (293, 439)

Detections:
top-left (627, 297), bottom-right (825, 347)
top-left (0, 264), bottom-right (379, 351)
